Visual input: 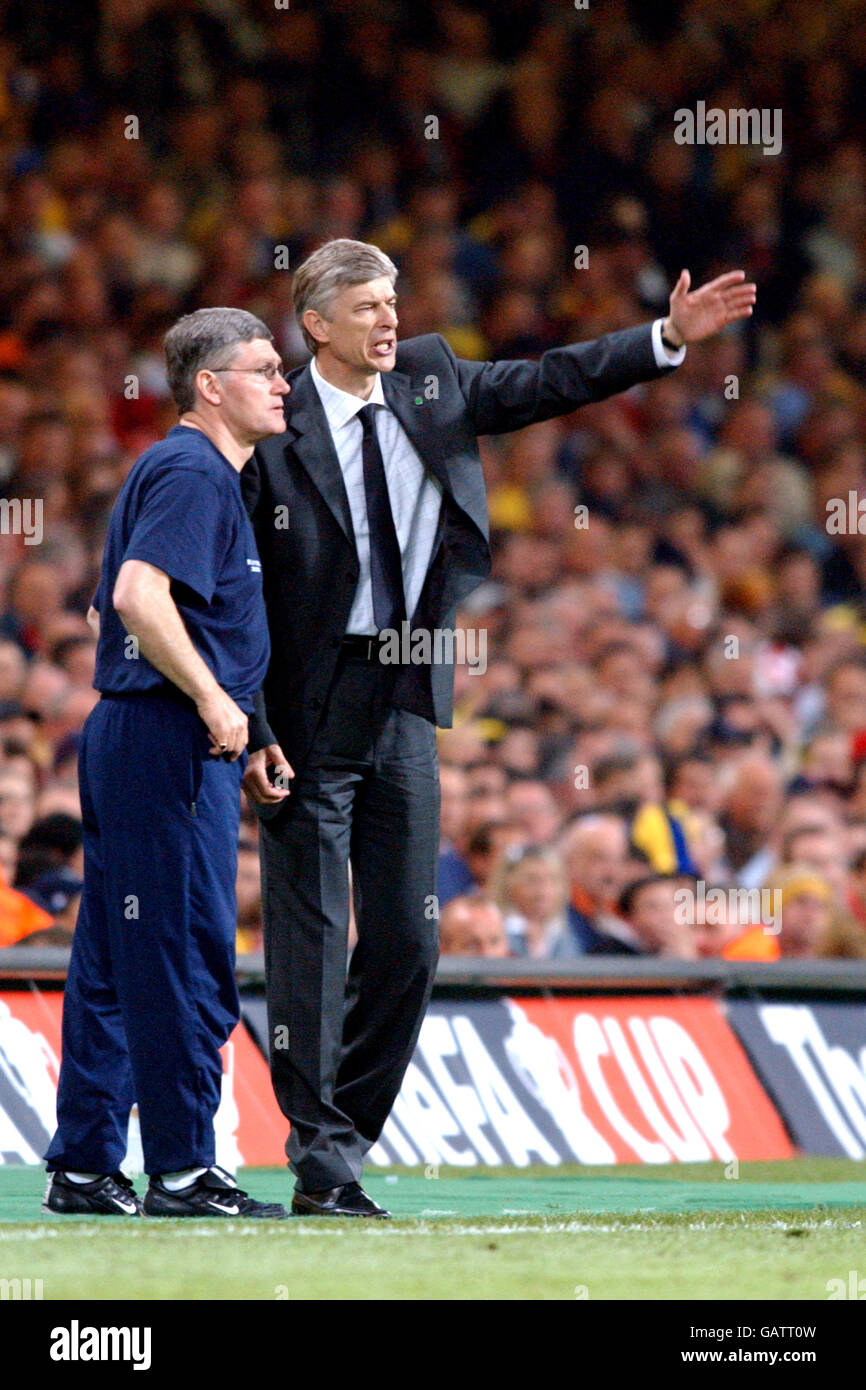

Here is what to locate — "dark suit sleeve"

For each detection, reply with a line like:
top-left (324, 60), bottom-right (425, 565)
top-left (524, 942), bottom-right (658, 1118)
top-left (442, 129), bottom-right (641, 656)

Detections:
top-left (240, 451), bottom-right (276, 753)
top-left (448, 322), bottom-right (673, 436)
top-left (240, 449), bottom-right (262, 520)
top-left (248, 687), bottom-right (276, 753)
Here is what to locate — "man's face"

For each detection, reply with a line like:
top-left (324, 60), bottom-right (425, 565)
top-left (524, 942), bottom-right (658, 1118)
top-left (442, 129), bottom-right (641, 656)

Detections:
top-left (693, 907), bottom-right (740, 958)
top-left (672, 760), bottom-right (718, 812)
top-left (785, 832), bottom-right (849, 902)
top-left (0, 774), bottom-right (35, 838)
top-left (568, 827), bottom-right (627, 906)
top-left (309, 276), bottom-right (398, 374)
top-left (464, 910), bottom-right (509, 957)
top-left (780, 892), bottom-right (830, 958)
top-left (506, 784), bottom-right (561, 844)
top-left (507, 859), bottom-right (563, 922)
top-left (441, 905), bottom-right (509, 957)
top-left (203, 338), bottom-right (289, 444)
top-left (629, 880), bottom-right (695, 956)
top-left (726, 762), bottom-right (782, 833)
top-left (828, 665), bottom-right (866, 732)
top-left (438, 767), bottom-right (468, 844)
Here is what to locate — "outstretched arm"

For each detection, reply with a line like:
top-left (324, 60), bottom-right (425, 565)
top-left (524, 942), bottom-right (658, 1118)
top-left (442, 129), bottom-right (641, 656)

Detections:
top-left (453, 268), bottom-right (757, 436)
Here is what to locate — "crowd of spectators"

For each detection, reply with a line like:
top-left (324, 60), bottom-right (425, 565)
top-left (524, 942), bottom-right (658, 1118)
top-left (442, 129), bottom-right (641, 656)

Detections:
top-left (1, 0), bottom-right (866, 962)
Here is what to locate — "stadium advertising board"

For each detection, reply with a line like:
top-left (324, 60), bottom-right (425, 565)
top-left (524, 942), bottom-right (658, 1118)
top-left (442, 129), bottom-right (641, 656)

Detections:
top-left (358, 997), bottom-right (794, 1167)
top-left (0, 989), bottom-right (797, 1169)
top-left (727, 1001), bottom-right (866, 1159)
top-left (0, 990), bottom-right (286, 1168)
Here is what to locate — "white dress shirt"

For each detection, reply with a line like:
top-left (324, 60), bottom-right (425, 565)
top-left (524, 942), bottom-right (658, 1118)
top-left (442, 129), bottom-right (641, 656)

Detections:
top-left (310, 323), bottom-right (683, 635)
top-left (650, 319), bottom-right (687, 368)
top-left (310, 355), bottom-right (443, 636)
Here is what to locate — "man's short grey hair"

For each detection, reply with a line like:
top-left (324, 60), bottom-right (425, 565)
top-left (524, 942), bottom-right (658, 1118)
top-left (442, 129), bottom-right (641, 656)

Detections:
top-left (164, 307), bottom-right (273, 414)
top-left (292, 239), bottom-right (397, 355)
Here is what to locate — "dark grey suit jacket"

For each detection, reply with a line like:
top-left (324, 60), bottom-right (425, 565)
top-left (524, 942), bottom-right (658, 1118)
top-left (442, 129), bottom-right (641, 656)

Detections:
top-left (242, 325), bottom-right (673, 774)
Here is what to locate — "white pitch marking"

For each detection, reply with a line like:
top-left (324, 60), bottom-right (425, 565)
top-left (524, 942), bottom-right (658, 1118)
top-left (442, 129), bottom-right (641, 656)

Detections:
top-left (0, 1216), bottom-right (860, 1241)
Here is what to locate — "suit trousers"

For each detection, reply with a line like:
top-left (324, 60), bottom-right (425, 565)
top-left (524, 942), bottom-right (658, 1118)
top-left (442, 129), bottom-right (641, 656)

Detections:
top-left (259, 646), bottom-right (441, 1191)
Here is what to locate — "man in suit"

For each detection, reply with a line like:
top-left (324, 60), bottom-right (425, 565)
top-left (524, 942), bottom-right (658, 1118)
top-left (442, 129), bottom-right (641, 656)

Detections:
top-left (241, 239), bottom-right (756, 1215)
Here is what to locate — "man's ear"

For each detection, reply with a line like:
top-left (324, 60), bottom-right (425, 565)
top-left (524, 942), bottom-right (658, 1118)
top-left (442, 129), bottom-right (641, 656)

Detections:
top-left (303, 309), bottom-right (329, 348)
top-left (194, 368), bottom-right (224, 408)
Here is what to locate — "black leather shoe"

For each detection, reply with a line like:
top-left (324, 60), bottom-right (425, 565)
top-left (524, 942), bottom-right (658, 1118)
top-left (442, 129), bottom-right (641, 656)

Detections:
top-left (291, 1181), bottom-right (390, 1218)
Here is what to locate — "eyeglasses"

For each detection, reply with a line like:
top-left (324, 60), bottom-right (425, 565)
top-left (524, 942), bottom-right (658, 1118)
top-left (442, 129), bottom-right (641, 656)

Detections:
top-left (211, 364), bottom-right (286, 382)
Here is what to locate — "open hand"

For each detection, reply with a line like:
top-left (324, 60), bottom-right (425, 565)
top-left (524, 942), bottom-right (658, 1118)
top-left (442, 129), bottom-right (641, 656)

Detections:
top-left (664, 269), bottom-right (756, 346)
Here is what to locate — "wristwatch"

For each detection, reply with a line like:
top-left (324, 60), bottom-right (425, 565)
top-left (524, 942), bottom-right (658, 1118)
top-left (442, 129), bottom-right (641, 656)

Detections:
top-left (661, 328), bottom-right (683, 352)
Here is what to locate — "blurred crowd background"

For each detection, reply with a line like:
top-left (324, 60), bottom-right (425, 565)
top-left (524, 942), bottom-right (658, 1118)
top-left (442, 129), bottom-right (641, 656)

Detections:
top-left (1, 0), bottom-right (866, 961)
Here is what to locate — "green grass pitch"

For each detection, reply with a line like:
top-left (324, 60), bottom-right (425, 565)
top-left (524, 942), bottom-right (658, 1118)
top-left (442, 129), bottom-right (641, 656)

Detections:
top-left (1, 1159), bottom-right (864, 1300)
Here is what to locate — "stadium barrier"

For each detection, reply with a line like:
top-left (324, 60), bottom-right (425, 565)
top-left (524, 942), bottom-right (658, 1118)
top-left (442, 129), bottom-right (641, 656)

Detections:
top-left (1, 953), bottom-right (865, 1169)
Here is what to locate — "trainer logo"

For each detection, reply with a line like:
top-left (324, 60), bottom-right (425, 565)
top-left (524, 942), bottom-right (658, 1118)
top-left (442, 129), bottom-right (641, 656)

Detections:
top-left (49, 1321), bottom-right (152, 1371)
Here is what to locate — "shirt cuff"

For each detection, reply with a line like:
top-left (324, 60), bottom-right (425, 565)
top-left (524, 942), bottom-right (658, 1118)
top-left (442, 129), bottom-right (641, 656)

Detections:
top-left (652, 318), bottom-right (687, 368)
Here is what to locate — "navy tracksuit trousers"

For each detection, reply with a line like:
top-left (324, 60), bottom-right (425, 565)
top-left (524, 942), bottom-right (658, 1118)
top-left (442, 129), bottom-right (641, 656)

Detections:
top-left (45, 693), bottom-right (245, 1177)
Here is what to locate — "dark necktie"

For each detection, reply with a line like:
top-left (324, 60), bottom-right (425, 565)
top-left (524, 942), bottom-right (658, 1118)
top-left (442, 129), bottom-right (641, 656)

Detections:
top-left (358, 403), bottom-right (406, 632)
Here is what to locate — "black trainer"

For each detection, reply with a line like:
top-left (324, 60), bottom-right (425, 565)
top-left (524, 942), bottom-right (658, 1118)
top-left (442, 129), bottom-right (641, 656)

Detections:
top-left (43, 1170), bottom-right (142, 1216)
top-left (143, 1165), bottom-right (289, 1219)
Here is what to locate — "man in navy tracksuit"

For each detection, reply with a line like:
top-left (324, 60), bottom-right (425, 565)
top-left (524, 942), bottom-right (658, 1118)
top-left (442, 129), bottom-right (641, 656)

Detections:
top-left (44, 308), bottom-right (293, 1218)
